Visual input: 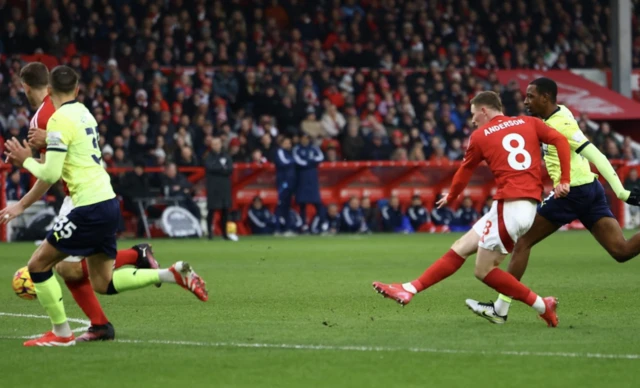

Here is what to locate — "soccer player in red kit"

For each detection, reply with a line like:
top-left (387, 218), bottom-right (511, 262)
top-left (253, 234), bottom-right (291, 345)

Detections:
top-left (372, 91), bottom-right (572, 327)
top-left (0, 62), bottom-right (159, 341)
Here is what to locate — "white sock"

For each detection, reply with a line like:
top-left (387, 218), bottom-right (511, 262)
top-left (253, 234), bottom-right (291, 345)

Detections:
top-left (158, 269), bottom-right (176, 283)
top-left (494, 295), bottom-right (512, 316)
top-left (532, 296), bottom-right (546, 314)
top-left (53, 321), bottom-right (72, 338)
top-left (402, 282), bottom-right (417, 294)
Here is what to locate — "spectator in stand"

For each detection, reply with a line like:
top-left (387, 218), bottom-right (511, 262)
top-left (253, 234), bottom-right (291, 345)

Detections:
top-left (381, 195), bottom-right (404, 232)
top-left (361, 196), bottom-right (377, 232)
top-left (321, 103), bottom-right (346, 137)
top-left (160, 162), bottom-right (201, 222)
top-left (452, 196), bottom-right (479, 232)
top-left (624, 169), bottom-right (640, 192)
top-left (604, 138), bottom-right (622, 160)
top-left (342, 121), bottom-right (365, 161)
top-left (274, 137), bottom-right (296, 236)
top-left (341, 196), bottom-right (366, 233)
top-left (118, 161), bottom-right (154, 238)
top-left (311, 204), bottom-right (341, 235)
top-left (293, 134), bottom-right (324, 229)
top-left (5, 168), bottom-right (26, 201)
top-left (407, 195), bottom-right (429, 231)
top-left (481, 196), bottom-right (494, 216)
top-left (324, 143), bottom-right (339, 162)
top-left (365, 134), bottom-right (391, 161)
top-left (247, 196), bottom-right (277, 235)
top-left (204, 137), bottom-right (234, 241)
top-left (431, 194), bottom-right (455, 227)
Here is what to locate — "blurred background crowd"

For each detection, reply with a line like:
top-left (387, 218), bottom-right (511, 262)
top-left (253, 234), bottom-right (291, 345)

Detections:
top-left (1, 0), bottom-right (639, 236)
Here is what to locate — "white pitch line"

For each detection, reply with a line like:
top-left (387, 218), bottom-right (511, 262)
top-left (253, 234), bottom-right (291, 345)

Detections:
top-left (1, 312), bottom-right (639, 360)
top-left (111, 339), bottom-right (640, 360)
top-left (0, 312), bottom-right (91, 326)
top-left (0, 312), bottom-right (91, 338)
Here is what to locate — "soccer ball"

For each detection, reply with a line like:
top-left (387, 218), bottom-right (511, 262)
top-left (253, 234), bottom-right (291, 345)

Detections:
top-left (12, 266), bottom-right (37, 300)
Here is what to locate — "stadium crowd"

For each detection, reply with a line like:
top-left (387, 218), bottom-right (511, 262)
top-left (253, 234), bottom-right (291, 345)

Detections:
top-left (0, 0), bottom-right (638, 235)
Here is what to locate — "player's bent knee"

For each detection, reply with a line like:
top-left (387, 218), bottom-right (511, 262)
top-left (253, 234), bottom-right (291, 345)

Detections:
top-left (610, 248), bottom-right (633, 263)
top-left (55, 261), bottom-right (84, 282)
top-left (473, 265), bottom-right (492, 280)
top-left (90, 279), bottom-right (109, 295)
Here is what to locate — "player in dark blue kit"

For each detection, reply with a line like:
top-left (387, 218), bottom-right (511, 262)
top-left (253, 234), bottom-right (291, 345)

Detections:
top-left (341, 196), bottom-right (366, 233)
top-left (311, 204), bottom-right (341, 235)
top-left (247, 196), bottom-right (277, 235)
top-left (274, 137), bottom-right (296, 236)
top-left (293, 134), bottom-right (324, 229)
top-left (381, 195), bottom-right (404, 232)
top-left (467, 77), bottom-right (640, 323)
top-left (406, 195), bottom-right (429, 231)
top-left (452, 196), bottom-right (479, 231)
top-left (431, 194), bottom-right (454, 227)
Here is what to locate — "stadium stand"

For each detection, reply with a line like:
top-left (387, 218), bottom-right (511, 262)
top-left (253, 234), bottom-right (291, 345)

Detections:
top-left (1, 0), bottom-right (640, 237)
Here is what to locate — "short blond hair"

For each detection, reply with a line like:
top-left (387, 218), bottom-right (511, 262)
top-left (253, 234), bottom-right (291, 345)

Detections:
top-left (470, 91), bottom-right (503, 112)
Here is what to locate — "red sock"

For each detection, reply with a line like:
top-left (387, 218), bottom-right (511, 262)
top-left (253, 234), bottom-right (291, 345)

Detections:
top-left (482, 268), bottom-right (538, 306)
top-left (114, 248), bottom-right (138, 269)
top-left (411, 249), bottom-right (466, 292)
top-left (65, 260), bottom-right (109, 326)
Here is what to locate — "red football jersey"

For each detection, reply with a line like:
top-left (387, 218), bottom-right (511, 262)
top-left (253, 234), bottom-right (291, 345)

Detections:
top-left (30, 95), bottom-right (56, 134)
top-left (447, 115), bottom-right (571, 202)
top-left (30, 95), bottom-right (70, 194)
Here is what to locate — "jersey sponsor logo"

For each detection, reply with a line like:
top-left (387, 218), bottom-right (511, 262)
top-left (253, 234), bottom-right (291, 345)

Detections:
top-left (160, 206), bottom-right (203, 238)
top-left (46, 131), bottom-right (66, 149)
top-left (571, 130), bottom-right (586, 143)
top-left (483, 118), bottom-right (526, 136)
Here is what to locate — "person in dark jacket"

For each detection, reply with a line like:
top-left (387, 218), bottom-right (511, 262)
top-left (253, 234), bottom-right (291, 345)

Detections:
top-left (361, 196), bottom-right (378, 232)
top-left (118, 161), bottom-right (154, 237)
top-left (281, 208), bottom-right (304, 233)
top-left (431, 194), bottom-right (455, 227)
top-left (5, 168), bottom-right (26, 201)
top-left (381, 195), bottom-right (404, 232)
top-left (160, 162), bottom-right (201, 221)
top-left (453, 196), bottom-right (479, 231)
top-left (311, 203), bottom-right (341, 235)
top-left (204, 136), bottom-right (234, 240)
top-left (247, 196), bottom-right (276, 235)
top-left (341, 196), bottom-right (367, 233)
top-left (293, 134), bottom-right (324, 228)
top-left (481, 195), bottom-right (493, 216)
top-left (275, 137), bottom-right (297, 235)
top-left (407, 194), bottom-right (429, 231)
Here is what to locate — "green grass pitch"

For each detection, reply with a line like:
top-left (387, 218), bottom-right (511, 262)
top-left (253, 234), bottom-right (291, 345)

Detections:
top-left (1, 231), bottom-right (639, 387)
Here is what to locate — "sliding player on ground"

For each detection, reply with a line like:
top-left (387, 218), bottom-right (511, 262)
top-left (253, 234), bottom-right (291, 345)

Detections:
top-left (4, 65), bottom-right (208, 347)
top-left (466, 77), bottom-right (640, 323)
top-left (372, 91), bottom-right (572, 327)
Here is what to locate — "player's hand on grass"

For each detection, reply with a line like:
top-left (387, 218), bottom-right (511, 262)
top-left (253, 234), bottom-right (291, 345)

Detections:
top-left (4, 138), bottom-right (32, 167)
top-left (28, 128), bottom-right (47, 149)
top-left (0, 202), bottom-right (25, 224)
top-left (436, 196), bottom-right (448, 209)
top-left (553, 183), bottom-right (570, 198)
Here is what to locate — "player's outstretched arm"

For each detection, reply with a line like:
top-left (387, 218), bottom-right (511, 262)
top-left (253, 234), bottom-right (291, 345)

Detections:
top-left (579, 143), bottom-right (631, 202)
top-left (0, 179), bottom-right (52, 224)
top-left (444, 136), bottom-right (482, 205)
